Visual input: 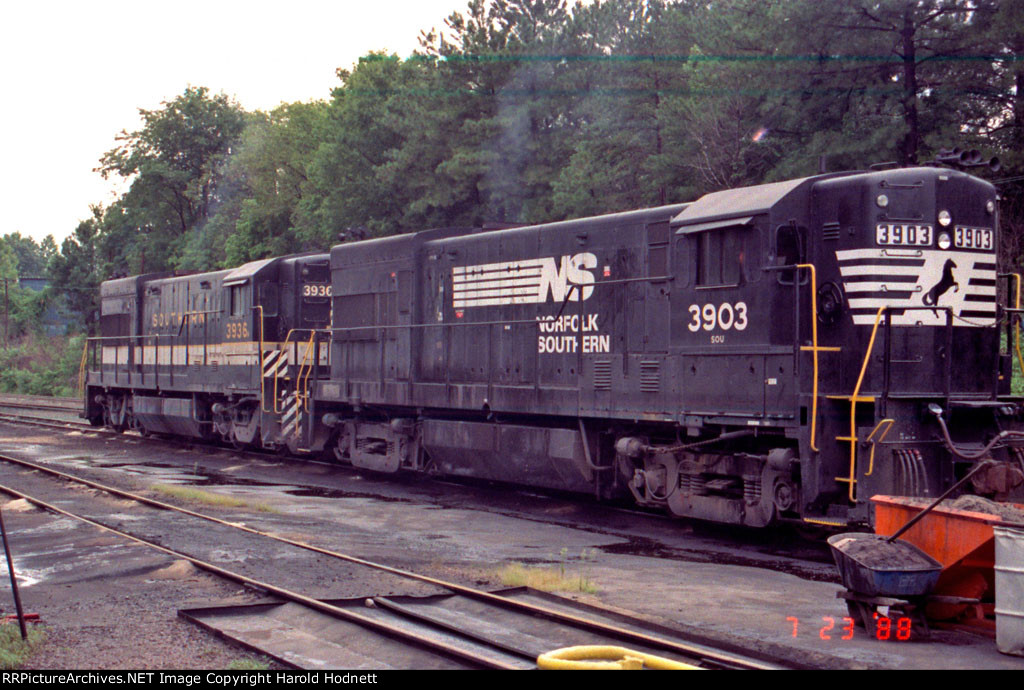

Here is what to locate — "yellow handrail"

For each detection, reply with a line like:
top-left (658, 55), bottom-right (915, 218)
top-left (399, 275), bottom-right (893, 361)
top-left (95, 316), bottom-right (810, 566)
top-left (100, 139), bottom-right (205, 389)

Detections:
top-left (837, 306), bottom-right (886, 502)
top-left (296, 331), bottom-right (316, 412)
top-left (1011, 273), bottom-right (1024, 379)
top-left (255, 305), bottom-right (271, 413)
top-left (273, 329), bottom-right (302, 413)
top-left (77, 337), bottom-right (90, 397)
top-left (275, 328), bottom-right (325, 413)
top-left (863, 418), bottom-right (895, 477)
top-left (796, 264), bottom-right (820, 452)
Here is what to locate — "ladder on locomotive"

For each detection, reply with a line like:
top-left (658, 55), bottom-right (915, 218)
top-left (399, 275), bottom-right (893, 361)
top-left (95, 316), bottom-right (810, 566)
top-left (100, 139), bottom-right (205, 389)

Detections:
top-left (827, 272), bottom-right (1024, 508)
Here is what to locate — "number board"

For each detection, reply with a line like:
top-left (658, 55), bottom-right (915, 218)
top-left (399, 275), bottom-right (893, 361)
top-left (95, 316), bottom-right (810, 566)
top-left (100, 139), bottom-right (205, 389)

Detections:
top-left (953, 226), bottom-right (993, 251)
top-left (302, 284), bottom-right (331, 298)
top-left (875, 223), bottom-right (932, 247)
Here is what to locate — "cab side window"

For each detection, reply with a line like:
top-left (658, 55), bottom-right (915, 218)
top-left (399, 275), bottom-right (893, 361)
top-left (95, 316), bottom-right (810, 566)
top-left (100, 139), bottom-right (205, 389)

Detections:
top-left (775, 225), bottom-right (807, 285)
top-left (696, 226), bottom-right (751, 287)
top-left (230, 285), bottom-right (245, 317)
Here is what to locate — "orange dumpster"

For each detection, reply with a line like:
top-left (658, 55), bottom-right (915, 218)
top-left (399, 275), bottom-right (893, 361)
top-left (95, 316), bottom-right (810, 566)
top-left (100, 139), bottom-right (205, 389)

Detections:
top-left (871, 495), bottom-right (1024, 621)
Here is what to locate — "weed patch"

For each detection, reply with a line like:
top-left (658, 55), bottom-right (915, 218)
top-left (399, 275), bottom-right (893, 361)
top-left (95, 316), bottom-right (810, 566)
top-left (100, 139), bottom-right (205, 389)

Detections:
top-left (496, 560), bottom-right (598, 594)
top-left (151, 485), bottom-right (277, 513)
top-left (0, 623), bottom-right (44, 669)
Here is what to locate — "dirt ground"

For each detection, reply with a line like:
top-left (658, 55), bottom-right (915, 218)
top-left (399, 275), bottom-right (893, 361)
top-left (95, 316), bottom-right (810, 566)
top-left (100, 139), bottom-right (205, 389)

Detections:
top-left (1, 423), bottom-right (1022, 670)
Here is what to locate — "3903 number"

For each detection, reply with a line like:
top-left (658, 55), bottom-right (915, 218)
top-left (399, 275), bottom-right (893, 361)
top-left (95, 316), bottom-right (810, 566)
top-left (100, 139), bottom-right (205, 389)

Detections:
top-left (687, 302), bottom-right (748, 333)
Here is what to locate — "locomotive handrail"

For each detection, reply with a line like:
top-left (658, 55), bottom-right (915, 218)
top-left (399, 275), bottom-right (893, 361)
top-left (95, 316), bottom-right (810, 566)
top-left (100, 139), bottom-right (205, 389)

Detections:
top-left (1002, 273), bottom-right (1024, 379)
top-left (296, 331), bottom-right (317, 413)
top-left (838, 306), bottom-right (887, 503)
top-left (796, 264), bottom-right (820, 452)
top-left (862, 418), bottom-right (895, 477)
top-left (77, 337), bottom-right (90, 397)
top-left (840, 305), bottom-right (958, 502)
top-left (82, 333), bottom-right (170, 389)
top-left (254, 305), bottom-right (269, 413)
top-left (275, 328), bottom-right (330, 414)
top-left (763, 263), bottom-right (831, 453)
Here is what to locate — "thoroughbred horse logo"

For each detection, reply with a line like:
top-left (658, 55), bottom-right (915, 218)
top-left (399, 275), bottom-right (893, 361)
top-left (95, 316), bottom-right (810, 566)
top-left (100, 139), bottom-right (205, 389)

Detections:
top-left (923, 258), bottom-right (959, 313)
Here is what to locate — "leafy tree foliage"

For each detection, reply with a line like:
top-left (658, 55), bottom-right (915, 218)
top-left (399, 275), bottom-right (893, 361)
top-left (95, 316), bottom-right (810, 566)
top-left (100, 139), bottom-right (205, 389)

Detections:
top-left (49, 0), bottom-right (1024, 331)
top-left (49, 209), bottom-right (104, 334)
top-left (96, 86), bottom-right (248, 272)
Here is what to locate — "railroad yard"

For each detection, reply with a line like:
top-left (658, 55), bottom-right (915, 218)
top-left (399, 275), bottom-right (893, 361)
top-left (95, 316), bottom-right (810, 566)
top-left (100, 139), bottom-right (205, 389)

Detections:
top-left (0, 395), bottom-right (1021, 670)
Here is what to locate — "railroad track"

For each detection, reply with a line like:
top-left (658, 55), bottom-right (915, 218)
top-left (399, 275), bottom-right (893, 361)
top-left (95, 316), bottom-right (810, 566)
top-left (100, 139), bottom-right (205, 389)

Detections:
top-left (0, 397), bottom-right (837, 578)
top-left (0, 452), bottom-right (796, 670)
top-left (0, 396), bottom-right (96, 433)
top-left (0, 412), bottom-right (97, 433)
top-left (0, 395), bottom-right (80, 412)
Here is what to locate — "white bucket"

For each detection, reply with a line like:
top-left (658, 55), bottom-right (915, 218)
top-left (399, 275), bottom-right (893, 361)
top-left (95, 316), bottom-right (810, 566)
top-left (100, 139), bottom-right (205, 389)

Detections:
top-left (995, 526), bottom-right (1024, 657)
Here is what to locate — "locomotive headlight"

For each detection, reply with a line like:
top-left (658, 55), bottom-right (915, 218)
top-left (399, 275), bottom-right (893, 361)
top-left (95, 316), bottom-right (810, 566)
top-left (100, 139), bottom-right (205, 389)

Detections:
top-left (987, 200), bottom-right (996, 214)
top-left (876, 194), bottom-right (889, 208)
top-left (938, 210), bottom-right (952, 227)
top-left (938, 232), bottom-right (952, 249)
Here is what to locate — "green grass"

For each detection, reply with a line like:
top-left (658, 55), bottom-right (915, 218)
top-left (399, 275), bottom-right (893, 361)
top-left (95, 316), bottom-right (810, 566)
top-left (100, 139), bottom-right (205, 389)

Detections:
top-left (227, 658), bottom-right (271, 670)
top-left (496, 560), bottom-right (598, 594)
top-left (0, 623), bottom-right (44, 669)
top-left (151, 484), bottom-right (277, 513)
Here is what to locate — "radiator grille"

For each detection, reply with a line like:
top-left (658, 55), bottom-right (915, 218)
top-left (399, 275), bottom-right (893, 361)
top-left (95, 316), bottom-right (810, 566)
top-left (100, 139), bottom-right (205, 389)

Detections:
top-left (593, 360), bottom-right (612, 390)
top-left (640, 360), bottom-right (660, 393)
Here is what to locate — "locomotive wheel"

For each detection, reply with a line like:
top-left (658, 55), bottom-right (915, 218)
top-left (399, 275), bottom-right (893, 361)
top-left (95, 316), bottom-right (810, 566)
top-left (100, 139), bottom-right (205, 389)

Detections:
top-left (228, 431), bottom-right (260, 451)
top-left (104, 395), bottom-right (128, 433)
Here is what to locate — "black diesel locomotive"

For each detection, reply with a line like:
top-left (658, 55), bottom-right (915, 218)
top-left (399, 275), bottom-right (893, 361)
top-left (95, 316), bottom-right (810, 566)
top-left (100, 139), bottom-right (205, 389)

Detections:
top-left (83, 165), bottom-right (1024, 528)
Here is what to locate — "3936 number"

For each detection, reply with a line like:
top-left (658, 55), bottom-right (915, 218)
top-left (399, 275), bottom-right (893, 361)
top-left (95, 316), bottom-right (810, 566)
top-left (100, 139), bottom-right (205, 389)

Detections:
top-left (226, 321), bottom-right (250, 339)
top-left (302, 284), bottom-right (331, 297)
top-left (687, 301), bottom-right (748, 333)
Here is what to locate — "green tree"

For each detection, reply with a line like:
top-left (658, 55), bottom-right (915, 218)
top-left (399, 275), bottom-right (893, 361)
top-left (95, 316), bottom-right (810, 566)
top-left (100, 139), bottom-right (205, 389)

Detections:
top-left (296, 54), bottom-right (430, 242)
top-left (553, 0), bottom-right (697, 215)
top-left (97, 86), bottom-right (248, 272)
top-left (222, 100), bottom-right (329, 265)
top-left (48, 209), bottom-right (104, 334)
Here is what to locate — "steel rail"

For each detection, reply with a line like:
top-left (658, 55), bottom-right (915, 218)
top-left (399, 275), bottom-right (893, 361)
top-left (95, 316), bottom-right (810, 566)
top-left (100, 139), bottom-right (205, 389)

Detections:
top-left (0, 402), bottom-right (80, 413)
top-left (0, 476), bottom-right (518, 670)
top-left (0, 413), bottom-right (99, 434)
top-left (0, 452), bottom-right (787, 670)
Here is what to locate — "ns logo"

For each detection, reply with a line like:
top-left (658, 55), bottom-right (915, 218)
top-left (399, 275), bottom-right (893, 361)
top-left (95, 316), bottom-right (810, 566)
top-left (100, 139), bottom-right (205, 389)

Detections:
top-left (452, 252), bottom-right (599, 308)
top-left (538, 252), bottom-right (597, 302)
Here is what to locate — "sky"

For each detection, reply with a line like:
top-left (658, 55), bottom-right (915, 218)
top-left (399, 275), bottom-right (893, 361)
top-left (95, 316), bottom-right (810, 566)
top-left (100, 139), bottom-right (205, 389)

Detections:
top-left (0, 0), bottom-right (469, 246)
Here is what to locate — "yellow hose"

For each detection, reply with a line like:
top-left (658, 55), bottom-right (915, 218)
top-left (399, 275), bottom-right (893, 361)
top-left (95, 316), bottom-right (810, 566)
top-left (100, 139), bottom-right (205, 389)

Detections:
top-left (536, 645), bottom-right (700, 670)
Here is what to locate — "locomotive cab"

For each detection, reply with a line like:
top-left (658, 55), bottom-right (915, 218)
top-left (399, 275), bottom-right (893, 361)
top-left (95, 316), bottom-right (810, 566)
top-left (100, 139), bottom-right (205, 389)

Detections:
top-left (802, 168), bottom-right (1022, 524)
top-left (621, 166), bottom-right (1023, 528)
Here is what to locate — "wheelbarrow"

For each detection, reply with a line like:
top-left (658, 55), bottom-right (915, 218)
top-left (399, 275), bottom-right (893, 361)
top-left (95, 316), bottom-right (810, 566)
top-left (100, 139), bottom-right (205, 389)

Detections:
top-left (827, 532), bottom-right (942, 597)
top-left (830, 460), bottom-right (998, 597)
top-left (828, 461), bottom-right (1002, 637)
